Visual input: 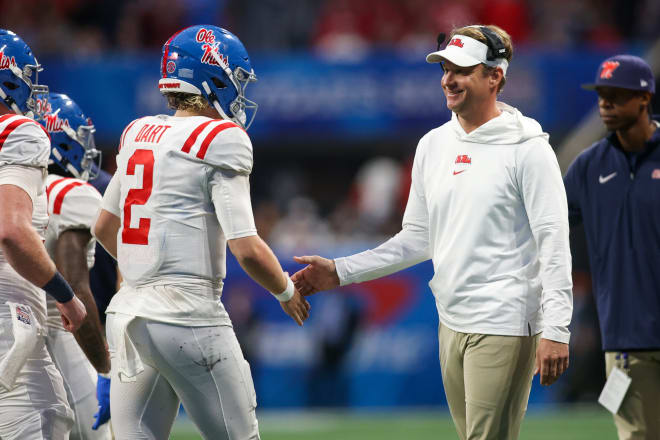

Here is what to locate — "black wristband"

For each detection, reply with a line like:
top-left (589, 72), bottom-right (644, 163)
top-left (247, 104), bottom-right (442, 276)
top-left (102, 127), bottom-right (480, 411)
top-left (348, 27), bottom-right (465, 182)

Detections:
top-left (42, 272), bottom-right (75, 303)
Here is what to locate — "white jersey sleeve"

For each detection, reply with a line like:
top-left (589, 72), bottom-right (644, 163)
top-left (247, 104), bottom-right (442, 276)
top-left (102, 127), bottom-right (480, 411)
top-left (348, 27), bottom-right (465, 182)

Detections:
top-left (210, 169), bottom-right (257, 240)
top-left (0, 114), bottom-right (50, 168)
top-left (0, 165), bottom-right (46, 203)
top-left (199, 121), bottom-right (253, 174)
top-left (100, 171), bottom-right (121, 217)
top-left (45, 174), bottom-right (103, 239)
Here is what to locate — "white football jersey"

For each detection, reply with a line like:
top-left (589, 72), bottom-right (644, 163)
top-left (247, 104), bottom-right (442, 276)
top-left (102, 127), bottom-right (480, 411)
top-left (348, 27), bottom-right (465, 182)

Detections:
top-left (103, 115), bottom-right (257, 326)
top-left (104, 115), bottom-right (257, 286)
top-left (0, 114), bottom-right (50, 328)
top-left (44, 173), bottom-right (102, 330)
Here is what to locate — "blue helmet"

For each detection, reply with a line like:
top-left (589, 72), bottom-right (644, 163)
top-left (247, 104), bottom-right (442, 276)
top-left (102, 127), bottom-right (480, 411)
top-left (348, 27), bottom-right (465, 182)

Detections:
top-left (38, 93), bottom-right (101, 181)
top-left (0, 29), bottom-right (48, 118)
top-left (158, 25), bottom-right (258, 129)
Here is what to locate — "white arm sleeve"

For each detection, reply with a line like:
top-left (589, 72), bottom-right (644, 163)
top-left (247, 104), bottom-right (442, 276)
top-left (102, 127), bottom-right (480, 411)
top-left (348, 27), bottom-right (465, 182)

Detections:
top-left (335, 148), bottom-right (431, 285)
top-left (518, 141), bottom-right (573, 344)
top-left (0, 165), bottom-right (45, 203)
top-left (101, 172), bottom-right (122, 217)
top-left (210, 168), bottom-right (257, 240)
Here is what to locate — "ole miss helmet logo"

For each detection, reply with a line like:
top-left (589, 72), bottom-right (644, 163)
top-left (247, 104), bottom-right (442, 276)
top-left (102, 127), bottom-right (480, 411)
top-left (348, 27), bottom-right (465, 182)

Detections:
top-left (448, 38), bottom-right (464, 48)
top-left (0, 50), bottom-right (16, 71)
top-left (600, 61), bottom-right (620, 79)
top-left (453, 154), bottom-right (471, 175)
top-left (43, 112), bottom-right (71, 133)
top-left (195, 28), bottom-right (229, 68)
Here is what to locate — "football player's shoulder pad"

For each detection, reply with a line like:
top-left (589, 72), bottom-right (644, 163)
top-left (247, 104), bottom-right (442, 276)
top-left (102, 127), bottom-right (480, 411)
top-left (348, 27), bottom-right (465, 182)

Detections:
top-left (0, 115), bottom-right (50, 168)
top-left (201, 119), bottom-right (253, 174)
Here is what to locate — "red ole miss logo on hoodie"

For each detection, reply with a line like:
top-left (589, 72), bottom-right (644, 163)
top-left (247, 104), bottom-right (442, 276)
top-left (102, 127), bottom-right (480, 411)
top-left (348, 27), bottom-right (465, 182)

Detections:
top-left (453, 154), bottom-right (471, 175)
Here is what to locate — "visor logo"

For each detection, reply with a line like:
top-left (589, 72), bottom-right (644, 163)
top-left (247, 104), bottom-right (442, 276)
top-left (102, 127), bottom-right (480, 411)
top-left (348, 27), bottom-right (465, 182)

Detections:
top-left (600, 61), bottom-right (620, 79)
top-left (448, 38), bottom-right (464, 48)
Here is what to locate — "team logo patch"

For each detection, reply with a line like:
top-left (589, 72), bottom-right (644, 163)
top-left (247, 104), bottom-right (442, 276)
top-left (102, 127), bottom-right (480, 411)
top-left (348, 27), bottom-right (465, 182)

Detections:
top-left (166, 61), bottom-right (176, 74)
top-left (453, 154), bottom-right (471, 175)
top-left (0, 50), bottom-right (16, 71)
top-left (15, 305), bottom-right (31, 325)
top-left (652, 169), bottom-right (660, 179)
top-left (447, 38), bottom-right (464, 48)
top-left (600, 61), bottom-right (620, 79)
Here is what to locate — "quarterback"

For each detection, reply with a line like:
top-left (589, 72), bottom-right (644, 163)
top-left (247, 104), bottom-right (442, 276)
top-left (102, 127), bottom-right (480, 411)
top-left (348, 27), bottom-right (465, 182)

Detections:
top-left (93, 25), bottom-right (309, 438)
top-left (39, 92), bottom-right (112, 438)
top-left (0, 29), bottom-right (86, 438)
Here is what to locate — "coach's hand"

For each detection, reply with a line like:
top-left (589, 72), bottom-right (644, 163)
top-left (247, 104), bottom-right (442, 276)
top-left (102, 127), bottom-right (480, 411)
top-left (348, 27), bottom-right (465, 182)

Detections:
top-left (281, 289), bottom-right (311, 326)
top-left (535, 338), bottom-right (569, 386)
top-left (292, 255), bottom-right (340, 296)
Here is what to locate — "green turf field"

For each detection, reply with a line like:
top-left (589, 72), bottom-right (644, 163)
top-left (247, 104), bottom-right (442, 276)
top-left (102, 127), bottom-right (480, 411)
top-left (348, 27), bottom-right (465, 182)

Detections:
top-left (170, 405), bottom-right (616, 439)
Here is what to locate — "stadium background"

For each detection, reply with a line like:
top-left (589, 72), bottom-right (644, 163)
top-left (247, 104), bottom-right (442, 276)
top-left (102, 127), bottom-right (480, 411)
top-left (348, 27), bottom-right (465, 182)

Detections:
top-left (3, 0), bottom-right (659, 438)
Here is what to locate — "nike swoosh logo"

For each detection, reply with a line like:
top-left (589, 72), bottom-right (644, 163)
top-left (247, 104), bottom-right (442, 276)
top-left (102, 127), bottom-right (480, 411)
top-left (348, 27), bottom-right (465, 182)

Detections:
top-left (453, 170), bottom-right (466, 175)
top-left (598, 172), bottom-right (617, 184)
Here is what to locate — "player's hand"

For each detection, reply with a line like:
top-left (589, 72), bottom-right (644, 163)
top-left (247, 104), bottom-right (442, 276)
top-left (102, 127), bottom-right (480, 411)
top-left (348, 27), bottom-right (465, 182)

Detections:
top-left (280, 289), bottom-right (311, 326)
top-left (55, 296), bottom-right (87, 332)
top-left (292, 255), bottom-right (340, 296)
top-left (534, 338), bottom-right (569, 386)
top-left (92, 374), bottom-right (111, 429)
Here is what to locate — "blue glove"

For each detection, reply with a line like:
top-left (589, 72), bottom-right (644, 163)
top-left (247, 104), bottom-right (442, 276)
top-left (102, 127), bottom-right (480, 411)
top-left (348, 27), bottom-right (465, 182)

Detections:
top-left (92, 374), bottom-right (111, 430)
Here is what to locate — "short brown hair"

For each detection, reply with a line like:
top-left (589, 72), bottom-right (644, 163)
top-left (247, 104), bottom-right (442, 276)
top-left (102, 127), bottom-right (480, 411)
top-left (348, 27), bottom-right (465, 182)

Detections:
top-left (449, 25), bottom-right (513, 93)
top-left (164, 92), bottom-right (210, 111)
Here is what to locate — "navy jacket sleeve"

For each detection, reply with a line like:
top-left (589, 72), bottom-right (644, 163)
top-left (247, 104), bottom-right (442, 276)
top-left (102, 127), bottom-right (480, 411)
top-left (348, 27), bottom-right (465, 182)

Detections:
top-left (563, 155), bottom-right (583, 227)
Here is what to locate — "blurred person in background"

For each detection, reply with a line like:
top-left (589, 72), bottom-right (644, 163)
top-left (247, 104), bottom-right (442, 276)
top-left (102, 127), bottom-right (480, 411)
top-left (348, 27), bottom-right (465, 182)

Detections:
top-left (39, 92), bottom-right (112, 437)
top-left (564, 54), bottom-right (660, 439)
top-left (93, 25), bottom-right (309, 438)
top-left (0, 29), bottom-right (86, 439)
top-left (293, 24), bottom-right (573, 440)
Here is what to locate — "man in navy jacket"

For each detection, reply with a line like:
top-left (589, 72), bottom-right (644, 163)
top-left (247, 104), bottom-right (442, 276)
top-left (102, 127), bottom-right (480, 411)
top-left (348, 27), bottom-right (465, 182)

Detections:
top-left (564, 54), bottom-right (660, 439)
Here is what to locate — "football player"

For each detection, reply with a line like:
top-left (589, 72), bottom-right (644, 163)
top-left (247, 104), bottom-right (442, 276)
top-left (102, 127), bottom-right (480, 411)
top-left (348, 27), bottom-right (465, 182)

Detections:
top-left (39, 92), bottom-right (112, 439)
top-left (93, 25), bottom-right (310, 438)
top-left (0, 29), bottom-right (86, 439)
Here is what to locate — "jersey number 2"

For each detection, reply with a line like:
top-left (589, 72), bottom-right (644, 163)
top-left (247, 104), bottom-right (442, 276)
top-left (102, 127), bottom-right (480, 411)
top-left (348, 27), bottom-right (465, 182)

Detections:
top-left (122, 149), bottom-right (154, 245)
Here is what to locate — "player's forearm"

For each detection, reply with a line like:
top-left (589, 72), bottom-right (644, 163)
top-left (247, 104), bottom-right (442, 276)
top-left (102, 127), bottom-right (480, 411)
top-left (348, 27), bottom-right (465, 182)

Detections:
top-left (229, 235), bottom-right (287, 294)
top-left (56, 230), bottom-right (111, 373)
top-left (72, 293), bottom-right (111, 373)
top-left (92, 209), bottom-right (120, 259)
top-left (0, 221), bottom-right (56, 286)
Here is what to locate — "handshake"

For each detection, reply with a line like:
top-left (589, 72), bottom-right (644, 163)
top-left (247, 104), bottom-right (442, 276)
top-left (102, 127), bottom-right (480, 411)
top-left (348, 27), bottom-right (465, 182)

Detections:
top-left (278, 255), bottom-right (340, 326)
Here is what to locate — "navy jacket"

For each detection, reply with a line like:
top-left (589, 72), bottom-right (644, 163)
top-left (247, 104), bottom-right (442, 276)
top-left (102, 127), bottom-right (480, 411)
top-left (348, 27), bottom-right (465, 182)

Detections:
top-left (89, 168), bottom-right (118, 324)
top-left (564, 123), bottom-right (660, 351)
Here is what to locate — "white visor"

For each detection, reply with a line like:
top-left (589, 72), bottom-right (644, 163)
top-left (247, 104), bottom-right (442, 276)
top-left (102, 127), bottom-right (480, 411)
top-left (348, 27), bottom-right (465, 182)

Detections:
top-left (426, 34), bottom-right (509, 77)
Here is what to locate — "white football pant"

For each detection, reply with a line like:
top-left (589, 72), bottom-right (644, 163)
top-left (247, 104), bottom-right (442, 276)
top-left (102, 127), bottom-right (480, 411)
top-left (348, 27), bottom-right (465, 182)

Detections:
top-left (0, 310), bottom-right (73, 439)
top-left (45, 328), bottom-right (111, 440)
top-left (106, 315), bottom-right (259, 439)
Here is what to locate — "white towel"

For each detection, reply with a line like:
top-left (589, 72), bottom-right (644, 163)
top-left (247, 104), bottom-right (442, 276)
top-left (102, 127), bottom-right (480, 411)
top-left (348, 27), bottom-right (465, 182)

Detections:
top-left (108, 312), bottom-right (144, 383)
top-left (0, 302), bottom-right (39, 390)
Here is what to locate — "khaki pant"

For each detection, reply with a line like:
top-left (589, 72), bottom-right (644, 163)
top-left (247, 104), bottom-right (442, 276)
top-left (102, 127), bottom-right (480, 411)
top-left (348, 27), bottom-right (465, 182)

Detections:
top-left (605, 351), bottom-right (660, 440)
top-left (439, 323), bottom-right (539, 440)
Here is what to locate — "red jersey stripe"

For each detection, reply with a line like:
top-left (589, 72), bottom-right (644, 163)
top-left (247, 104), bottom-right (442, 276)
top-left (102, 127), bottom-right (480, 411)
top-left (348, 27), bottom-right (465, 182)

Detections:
top-left (196, 122), bottom-right (239, 159)
top-left (0, 118), bottom-right (34, 151)
top-left (52, 181), bottom-right (85, 214)
top-left (0, 114), bottom-right (16, 124)
top-left (46, 177), bottom-right (69, 200)
top-left (181, 120), bottom-right (214, 153)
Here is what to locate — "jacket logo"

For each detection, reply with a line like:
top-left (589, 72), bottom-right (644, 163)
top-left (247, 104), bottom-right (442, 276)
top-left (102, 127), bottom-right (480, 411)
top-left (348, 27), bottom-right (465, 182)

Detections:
top-left (453, 154), bottom-right (471, 176)
top-left (448, 38), bottom-right (464, 49)
top-left (598, 172), bottom-right (617, 184)
top-left (600, 61), bottom-right (620, 79)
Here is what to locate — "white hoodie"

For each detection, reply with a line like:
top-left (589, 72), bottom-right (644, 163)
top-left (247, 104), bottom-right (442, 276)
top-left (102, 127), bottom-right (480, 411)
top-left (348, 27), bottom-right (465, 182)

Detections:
top-left (335, 102), bottom-right (573, 343)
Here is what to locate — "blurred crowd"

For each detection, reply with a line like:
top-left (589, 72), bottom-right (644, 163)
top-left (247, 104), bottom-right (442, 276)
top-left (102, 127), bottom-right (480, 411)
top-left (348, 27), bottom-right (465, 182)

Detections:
top-left (2, 0), bottom-right (659, 59)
